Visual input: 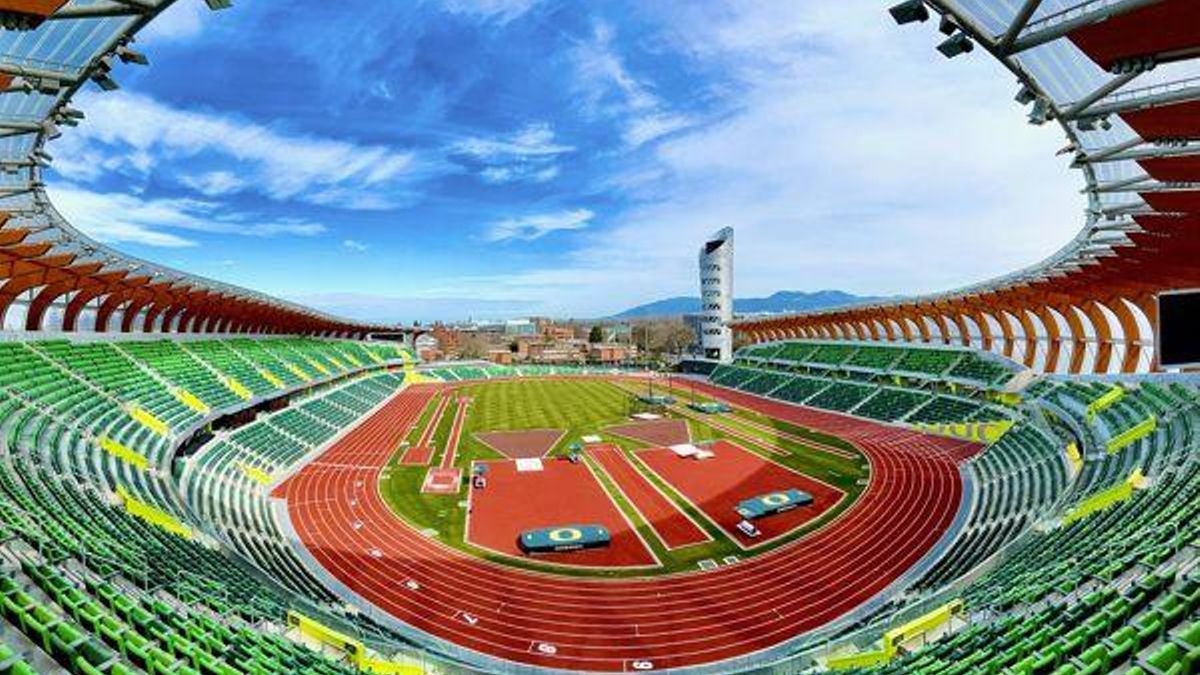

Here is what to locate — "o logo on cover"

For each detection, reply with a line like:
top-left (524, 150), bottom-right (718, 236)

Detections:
top-left (548, 528), bottom-right (584, 542)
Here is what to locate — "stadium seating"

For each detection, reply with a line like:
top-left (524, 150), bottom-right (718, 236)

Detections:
top-left (0, 336), bottom-right (410, 674)
top-left (735, 339), bottom-right (1020, 389)
top-left (421, 363), bottom-right (626, 382)
top-left (839, 369), bottom-right (1199, 675)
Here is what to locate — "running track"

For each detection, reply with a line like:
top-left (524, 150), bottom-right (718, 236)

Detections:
top-left (586, 444), bottom-right (711, 550)
top-left (277, 377), bottom-right (977, 672)
top-left (400, 395), bottom-right (448, 465)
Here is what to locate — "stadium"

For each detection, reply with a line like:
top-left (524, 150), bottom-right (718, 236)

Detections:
top-left (0, 1), bottom-right (1196, 675)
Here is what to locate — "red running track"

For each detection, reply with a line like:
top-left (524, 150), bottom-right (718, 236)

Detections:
top-left (400, 394), bottom-right (449, 465)
top-left (586, 444), bottom-right (711, 550)
top-left (277, 378), bottom-right (976, 672)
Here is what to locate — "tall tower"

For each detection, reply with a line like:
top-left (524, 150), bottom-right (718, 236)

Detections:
top-left (698, 227), bottom-right (734, 362)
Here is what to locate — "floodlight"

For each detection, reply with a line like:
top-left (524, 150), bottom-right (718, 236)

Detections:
top-left (34, 77), bottom-right (60, 96)
top-left (204, 0), bottom-right (233, 9)
top-left (41, 121), bottom-right (61, 140)
top-left (936, 33), bottom-right (974, 58)
top-left (1028, 98), bottom-right (1052, 125)
top-left (1076, 117), bottom-right (1097, 132)
top-left (938, 14), bottom-right (957, 35)
top-left (91, 72), bottom-right (119, 91)
top-left (888, 1), bottom-right (928, 25)
top-left (116, 45), bottom-right (149, 66)
top-left (56, 107), bottom-right (84, 126)
top-left (1015, 85), bottom-right (1036, 105)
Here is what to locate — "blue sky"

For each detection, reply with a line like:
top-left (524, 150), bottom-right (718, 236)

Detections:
top-left (46, 1), bottom-right (1082, 323)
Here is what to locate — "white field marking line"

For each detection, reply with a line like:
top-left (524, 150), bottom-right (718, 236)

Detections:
top-left (627, 449), bottom-right (748, 552)
top-left (583, 447), bottom-right (674, 554)
top-left (460, 459), bottom-right (663, 572)
top-left (417, 395), bottom-right (451, 446)
top-left (633, 402), bottom-right (851, 500)
top-left (472, 428), bottom-right (567, 460)
top-left (651, 381), bottom-right (856, 461)
top-left (670, 407), bottom-right (789, 457)
top-left (638, 378), bottom-right (861, 460)
top-left (440, 397), bottom-right (472, 470)
top-left (403, 395), bottom-right (450, 463)
top-left (715, 411), bottom-right (858, 460)
top-left (585, 445), bottom-right (713, 551)
top-left (630, 442), bottom-right (850, 552)
top-left (581, 454), bottom-right (664, 569)
top-left (310, 461), bottom-right (396, 471)
top-left (671, 377), bottom-right (880, 495)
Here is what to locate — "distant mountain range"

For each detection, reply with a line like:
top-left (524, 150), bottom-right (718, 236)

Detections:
top-left (608, 290), bottom-right (882, 319)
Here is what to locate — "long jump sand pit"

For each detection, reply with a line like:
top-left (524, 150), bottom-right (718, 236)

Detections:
top-left (466, 459), bottom-right (658, 569)
top-left (636, 440), bottom-right (844, 548)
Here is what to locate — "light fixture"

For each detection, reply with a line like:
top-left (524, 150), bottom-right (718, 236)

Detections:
top-left (116, 45), bottom-right (149, 66)
top-left (1015, 84), bottom-right (1036, 105)
top-left (1028, 98), bottom-right (1052, 125)
top-left (936, 33), bottom-right (974, 58)
top-left (204, 0), bottom-right (233, 9)
top-left (938, 14), bottom-right (958, 35)
top-left (91, 72), bottom-right (120, 91)
top-left (888, 1), bottom-right (929, 25)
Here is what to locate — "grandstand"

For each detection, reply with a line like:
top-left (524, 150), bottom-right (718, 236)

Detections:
top-left (0, 0), bottom-right (1195, 674)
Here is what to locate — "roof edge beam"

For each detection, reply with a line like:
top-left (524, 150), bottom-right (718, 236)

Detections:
top-left (1082, 82), bottom-right (1200, 119)
top-left (1073, 138), bottom-right (1144, 165)
top-left (1061, 71), bottom-right (1143, 120)
top-left (1009, 0), bottom-right (1163, 55)
top-left (997, 0), bottom-right (1045, 54)
top-left (1091, 174), bottom-right (1153, 192)
top-left (1101, 143), bottom-right (1199, 163)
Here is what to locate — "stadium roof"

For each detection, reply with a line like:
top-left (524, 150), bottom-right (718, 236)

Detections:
top-left (0, 0), bottom-right (389, 336)
top-left (735, 0), bottom-right (1200, 374)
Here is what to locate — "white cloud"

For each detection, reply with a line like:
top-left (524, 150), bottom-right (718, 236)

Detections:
top-left (573, 21), bottom-right (659, 114)
top-left (453, 122), bottom-right (572, 184)
top-left (343, 239), bottom-right (370, 252)
top-left (455, 122), bottom-right (572, 159)
top-left (54, 91), bottom-right (420, 210)
top-left (180, 170), bottom-right (246, 197)
top-left (484, 209), bottom-right (593, 242)
top-left (137, 0), bottom-right (209, 43)
top-left (440, 0), bottom-right (539, 23)
top-left (571, 21), bottom-right (691, 148)
top-left (623, 113), bottom-right (693, 148)
top-left (290, 292), bottom-right (537, 324)
top-left (50, 182), bottom-right (328, 248)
